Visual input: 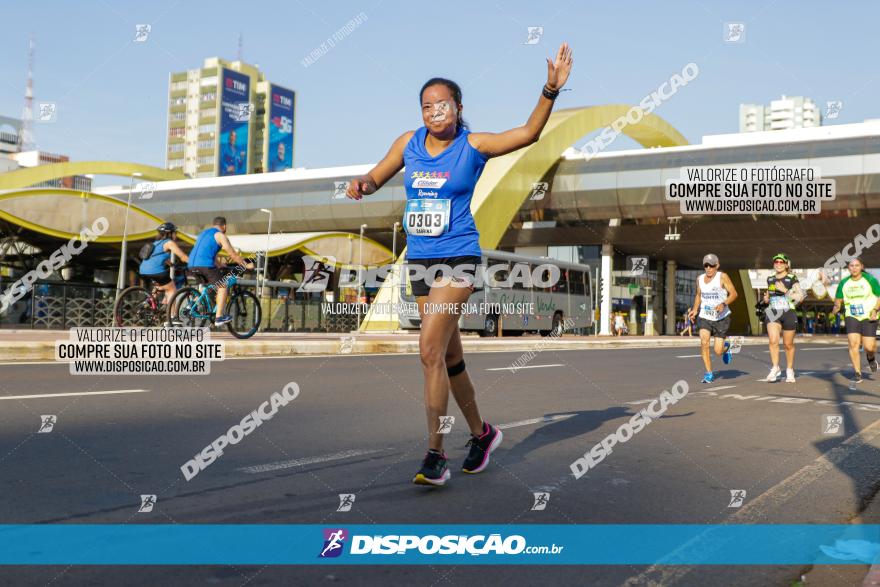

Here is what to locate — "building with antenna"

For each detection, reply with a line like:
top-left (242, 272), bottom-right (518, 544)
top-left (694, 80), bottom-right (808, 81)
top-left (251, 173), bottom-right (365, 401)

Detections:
top-left (165, 57), bottom-right (296, 178)
top-left (1, 39), bottom-right (91, 190)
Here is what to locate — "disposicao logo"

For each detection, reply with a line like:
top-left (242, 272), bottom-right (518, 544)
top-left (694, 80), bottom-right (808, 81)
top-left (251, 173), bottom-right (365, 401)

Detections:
top-left (319, 528), bottom-right (348, 558)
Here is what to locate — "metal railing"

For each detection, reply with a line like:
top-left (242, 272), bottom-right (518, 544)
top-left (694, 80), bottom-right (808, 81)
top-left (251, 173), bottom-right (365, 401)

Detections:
top-left (0, 279), bottom-right (364, 332)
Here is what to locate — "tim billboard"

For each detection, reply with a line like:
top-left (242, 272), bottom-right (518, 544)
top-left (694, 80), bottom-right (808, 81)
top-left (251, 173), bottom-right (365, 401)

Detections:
top-left (219, 68), bottom-right (250, 176)
top-left (267, 85), bottom-right (295, 172)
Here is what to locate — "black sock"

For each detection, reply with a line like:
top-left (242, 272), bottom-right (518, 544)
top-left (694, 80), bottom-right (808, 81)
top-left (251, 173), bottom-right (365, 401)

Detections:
top-left (868, 352), bottom-right (875, 362)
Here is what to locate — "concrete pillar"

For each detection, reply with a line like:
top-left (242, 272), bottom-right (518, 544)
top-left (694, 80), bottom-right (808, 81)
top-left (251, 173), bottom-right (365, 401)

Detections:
top-left (665, 260), bottom-right (677, 335)
top-left (599, 243), bottom-right (613, 335)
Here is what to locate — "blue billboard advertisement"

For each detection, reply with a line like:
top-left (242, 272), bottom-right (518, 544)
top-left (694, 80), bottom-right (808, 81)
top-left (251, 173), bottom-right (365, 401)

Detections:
top-left (218, 68), bottom-right (250, 176)
top-left (267, 85), bottom-right (295, 172)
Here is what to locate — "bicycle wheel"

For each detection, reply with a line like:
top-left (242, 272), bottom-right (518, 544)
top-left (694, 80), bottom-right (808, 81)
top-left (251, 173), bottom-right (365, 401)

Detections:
top-left (113, 286), bottom-right (161, 327)
top-left (168, 287), bottom-right (210, 328)
top-left (227, 290), bottom-right (261, 339)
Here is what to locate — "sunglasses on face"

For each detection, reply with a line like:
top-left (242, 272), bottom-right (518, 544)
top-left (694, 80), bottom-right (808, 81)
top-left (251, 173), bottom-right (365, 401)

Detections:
top-left (704, 263), bottom-right (717, 268)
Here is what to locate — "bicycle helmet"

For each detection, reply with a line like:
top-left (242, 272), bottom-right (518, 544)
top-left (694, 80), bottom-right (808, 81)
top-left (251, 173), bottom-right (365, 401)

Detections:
top-left (157, 222), bottom-right (177, 234)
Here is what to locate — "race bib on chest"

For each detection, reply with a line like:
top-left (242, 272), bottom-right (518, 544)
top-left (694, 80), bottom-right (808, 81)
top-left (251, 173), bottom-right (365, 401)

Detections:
top-left (850, 303), bottom-right (865, 317)
top-left (700, 304), bottom-right (719, 320)
top-left (405, 199), bottom-right (450, 237)
top-left (770, 296), bottom-right (790, 310)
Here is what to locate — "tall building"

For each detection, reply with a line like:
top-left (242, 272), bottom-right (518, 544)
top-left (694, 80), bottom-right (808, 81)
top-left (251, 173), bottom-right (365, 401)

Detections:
top-left (0, 115), bottom-right (22, 155)
top-left (739, 95), bottom-right (822, 132)
top-left (165, 57), bottom-right (296, 178)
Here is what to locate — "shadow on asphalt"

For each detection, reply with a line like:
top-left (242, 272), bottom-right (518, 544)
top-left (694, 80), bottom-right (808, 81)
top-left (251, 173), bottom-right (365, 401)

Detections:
top-left (713, 369), bottom-right (750, 380)
top-left (495, 406), bottom-right (694, 467)
top-left (813, 375), bottom-right (880, 515)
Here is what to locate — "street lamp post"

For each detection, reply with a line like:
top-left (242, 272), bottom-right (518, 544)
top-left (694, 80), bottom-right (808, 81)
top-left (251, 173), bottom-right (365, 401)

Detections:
top-left (259, 208), bottom-right (273, 298)
top-left (117, 172), bottom-right (143, 292)
top-left (357, 224), bottom-right (367, 327)
top-left (391, 221), bottom-right (400, 306)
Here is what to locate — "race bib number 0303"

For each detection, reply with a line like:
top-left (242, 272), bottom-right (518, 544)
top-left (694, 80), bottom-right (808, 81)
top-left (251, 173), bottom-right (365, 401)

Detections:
top-left (405, 199), bottom-right (450, 237)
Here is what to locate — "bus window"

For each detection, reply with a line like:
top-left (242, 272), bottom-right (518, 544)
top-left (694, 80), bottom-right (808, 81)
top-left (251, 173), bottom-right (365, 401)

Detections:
top-left (569, 271), bottom-right (585, 295)
top-left (511, 263), bottom-right (531, 290)
top-left (554, 269), bottom-right (568, 294)
top-left (536, 265), bottom-right (554, 293)
top-left (487, 262), bottom-right (510, 288)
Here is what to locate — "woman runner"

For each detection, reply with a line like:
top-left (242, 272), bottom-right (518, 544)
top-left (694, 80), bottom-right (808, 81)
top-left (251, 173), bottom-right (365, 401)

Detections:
top-left (830, 257), bottom-right (880, 385)
top-left (346, 43), bottom-right (573, 486)
top-left (761, 253), bottom-right (804, 383)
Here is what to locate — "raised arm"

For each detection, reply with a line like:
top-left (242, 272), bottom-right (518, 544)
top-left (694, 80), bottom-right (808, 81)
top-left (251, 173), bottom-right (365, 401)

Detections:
top-left (468, 42), bottom-right (573, 158)
top-left (346, 131), bottom-right (415, 200)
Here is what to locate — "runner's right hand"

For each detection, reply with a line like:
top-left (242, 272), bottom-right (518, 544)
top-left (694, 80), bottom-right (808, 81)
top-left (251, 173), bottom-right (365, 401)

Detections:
top-left (346, 176), bottom-right (376, 200)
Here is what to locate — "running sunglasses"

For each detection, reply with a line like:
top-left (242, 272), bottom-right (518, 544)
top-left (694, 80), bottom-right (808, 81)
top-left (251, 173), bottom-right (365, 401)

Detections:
top-left (703, 263), bottom-right (717, 268)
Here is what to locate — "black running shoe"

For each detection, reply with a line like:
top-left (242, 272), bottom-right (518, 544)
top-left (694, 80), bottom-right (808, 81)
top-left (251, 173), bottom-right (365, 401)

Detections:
top-left (412, 450), bottom-right (450, 486)
top-left (462, 422), bottom-right (503, 474)
top-left (869, 358), bottom-right (878, 373)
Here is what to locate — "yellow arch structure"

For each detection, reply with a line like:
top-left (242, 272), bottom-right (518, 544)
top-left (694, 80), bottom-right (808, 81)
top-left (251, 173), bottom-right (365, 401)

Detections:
top-left (359, 104), bottom-right (690, 331)
top-left (0, 161), bottom-right (184, 191)
top-left (0, 188), bottom-right (393, 264)
top-left (0, 188), bottom-right (175, 243)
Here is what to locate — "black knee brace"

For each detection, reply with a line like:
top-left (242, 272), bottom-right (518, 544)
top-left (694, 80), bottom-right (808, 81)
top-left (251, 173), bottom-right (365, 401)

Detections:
top-left (447, 360), bottom-right (466, 377)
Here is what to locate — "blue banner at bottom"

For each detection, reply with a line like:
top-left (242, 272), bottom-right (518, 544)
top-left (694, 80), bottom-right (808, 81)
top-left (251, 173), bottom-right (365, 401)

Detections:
top-left (0, 524), bottom-right (878, 565)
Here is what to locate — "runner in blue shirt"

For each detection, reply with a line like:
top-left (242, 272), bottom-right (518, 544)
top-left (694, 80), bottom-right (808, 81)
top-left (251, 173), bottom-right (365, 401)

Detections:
top-left (346, 43), bottom-right (573, 487)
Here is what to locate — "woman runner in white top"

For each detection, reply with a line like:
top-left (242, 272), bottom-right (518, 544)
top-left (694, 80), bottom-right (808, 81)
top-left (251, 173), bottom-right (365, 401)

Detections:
top-left (688, 253), bottom-right (739, 384)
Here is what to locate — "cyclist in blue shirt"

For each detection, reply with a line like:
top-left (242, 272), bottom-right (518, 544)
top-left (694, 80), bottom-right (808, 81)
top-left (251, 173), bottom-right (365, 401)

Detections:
top-left (138, 222), bottom-right (189, 305)
top-left (187, 216), bottom-right (254, 325)
top-left (346, 43), bottom-right (573, 487)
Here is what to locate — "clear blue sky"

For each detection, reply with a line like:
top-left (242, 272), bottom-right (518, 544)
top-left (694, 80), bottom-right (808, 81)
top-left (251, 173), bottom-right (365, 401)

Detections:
top-left (1, 0), bottom-right (878, 182)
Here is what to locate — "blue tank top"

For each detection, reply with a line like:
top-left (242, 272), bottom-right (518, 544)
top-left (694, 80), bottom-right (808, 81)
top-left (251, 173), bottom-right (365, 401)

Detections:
top-left (403, 126), bottom-right (488, 259)
top-left (188, 227), bottom-right (222, 268)
top-left (139, 239), bottom-right (170, 274)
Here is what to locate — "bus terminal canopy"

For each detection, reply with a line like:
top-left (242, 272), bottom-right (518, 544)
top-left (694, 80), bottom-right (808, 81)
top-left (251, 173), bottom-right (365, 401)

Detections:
top-left (0, 188), bottom-right (393, 267)
top-left (226, 232), bottom-right (393, 268)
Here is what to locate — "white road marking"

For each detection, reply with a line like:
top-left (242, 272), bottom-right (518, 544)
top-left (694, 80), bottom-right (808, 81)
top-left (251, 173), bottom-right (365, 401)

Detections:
top-left (676, 354), bottom-right (702, 358)
top-left (623, 417), bottom-right (880, 586)
top-left (486, 363), bottom-right (565, 371)
top-left (0, 389), bottom-right (149, 401)
top-left (243, 413), bottom-right (577, 474)
top-left (239, 448), bottom-right (389, 474)
top-left (703, 385), bottom-right (736, 392)
top-left (800, 347), bottom-right (848, 351)
top-left (497, 414), bottom-right (577, 429)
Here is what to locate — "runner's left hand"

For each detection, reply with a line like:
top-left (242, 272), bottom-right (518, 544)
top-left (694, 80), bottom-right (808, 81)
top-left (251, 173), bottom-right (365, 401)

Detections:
top-left (714, 303), bottom-right (726, 313)
top-left (546, 42), bottom-right (573, 91)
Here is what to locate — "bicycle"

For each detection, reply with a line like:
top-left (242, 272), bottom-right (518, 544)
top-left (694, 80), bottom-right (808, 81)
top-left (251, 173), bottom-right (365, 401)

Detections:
top-left (167, 263), bottom-right (262, 339)
top-left (113, 269), bottom-right (186, 327)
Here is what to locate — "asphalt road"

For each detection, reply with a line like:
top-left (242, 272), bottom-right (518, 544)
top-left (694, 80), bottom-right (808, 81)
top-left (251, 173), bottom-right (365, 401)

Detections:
top-left (1, 340), bottom-right (878, 586)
